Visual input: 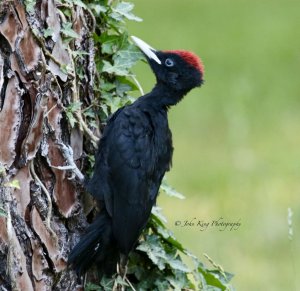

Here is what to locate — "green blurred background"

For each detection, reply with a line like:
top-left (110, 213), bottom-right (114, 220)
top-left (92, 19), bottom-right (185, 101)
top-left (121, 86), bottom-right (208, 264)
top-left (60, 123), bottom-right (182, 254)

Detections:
top-left (127, 0), bottom-right (300, 290)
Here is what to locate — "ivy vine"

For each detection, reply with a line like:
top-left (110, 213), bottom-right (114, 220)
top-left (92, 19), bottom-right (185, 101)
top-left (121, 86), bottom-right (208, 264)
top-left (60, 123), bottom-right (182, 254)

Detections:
top-left (47, 0), bottom-right (235, 289)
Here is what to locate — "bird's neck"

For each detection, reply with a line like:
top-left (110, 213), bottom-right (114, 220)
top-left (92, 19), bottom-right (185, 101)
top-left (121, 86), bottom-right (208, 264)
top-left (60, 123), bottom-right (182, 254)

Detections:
top-left (140, 82), bottom-right (188, 109)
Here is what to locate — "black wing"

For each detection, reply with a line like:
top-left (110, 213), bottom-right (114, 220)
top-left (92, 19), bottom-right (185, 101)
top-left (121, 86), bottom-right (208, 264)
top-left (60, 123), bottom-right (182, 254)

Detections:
top-left (87, 105), bottom-right (167, 254)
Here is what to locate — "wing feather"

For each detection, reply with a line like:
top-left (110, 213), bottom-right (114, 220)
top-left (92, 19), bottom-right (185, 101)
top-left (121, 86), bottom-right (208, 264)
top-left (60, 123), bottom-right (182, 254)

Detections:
top-left (87, 105), bottom-right (165, 253)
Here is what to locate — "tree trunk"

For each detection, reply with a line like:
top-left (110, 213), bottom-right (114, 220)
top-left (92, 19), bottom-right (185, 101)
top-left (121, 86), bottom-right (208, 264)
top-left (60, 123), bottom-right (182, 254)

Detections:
top-left (0, 0), bottom-right (96, 289)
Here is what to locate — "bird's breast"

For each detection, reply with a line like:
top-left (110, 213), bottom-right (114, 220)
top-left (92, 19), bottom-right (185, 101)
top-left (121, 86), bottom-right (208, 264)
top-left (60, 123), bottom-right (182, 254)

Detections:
top-left (152, 118), bottom-right (173, 171)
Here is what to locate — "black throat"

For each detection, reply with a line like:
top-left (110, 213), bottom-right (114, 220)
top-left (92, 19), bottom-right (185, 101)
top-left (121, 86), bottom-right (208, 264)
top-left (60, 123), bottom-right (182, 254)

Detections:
top-left (137, 82), bottom-right (188, 110)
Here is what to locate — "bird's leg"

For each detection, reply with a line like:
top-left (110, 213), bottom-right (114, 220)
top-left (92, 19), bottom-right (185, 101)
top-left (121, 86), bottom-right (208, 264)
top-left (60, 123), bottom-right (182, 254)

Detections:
top-left (116, 254), bottom-right (134, 291)
top-left (118, 255), bottom-right (137, 291)
top-left (119, 254), bottom-right (128, 279)
top-left (52, 142), bottom-right (85, 183)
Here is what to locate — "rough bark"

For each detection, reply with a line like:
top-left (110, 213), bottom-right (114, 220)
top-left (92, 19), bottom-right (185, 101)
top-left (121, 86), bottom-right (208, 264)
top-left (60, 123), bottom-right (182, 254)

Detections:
top-left (0, 0), bottom-right (97, 289)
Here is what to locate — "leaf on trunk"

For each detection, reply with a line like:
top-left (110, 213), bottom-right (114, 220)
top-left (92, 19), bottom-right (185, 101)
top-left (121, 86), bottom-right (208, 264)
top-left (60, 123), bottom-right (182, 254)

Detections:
top-left (112, 2), bottom-right (142, 22)
top-left (61, 23), bottom-right (80, 39)
top-left (44, 0), bottom-right (61, 42)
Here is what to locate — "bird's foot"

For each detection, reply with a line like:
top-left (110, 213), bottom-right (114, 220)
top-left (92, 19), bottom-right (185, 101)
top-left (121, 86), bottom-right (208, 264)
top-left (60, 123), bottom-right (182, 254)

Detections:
top-left (117, 263), bottom-right (128, 280)
top-left (118, 254), bottom-right (128, 279)
top-left (115, 264), bottom-right (136, 291)
top-left (115, 263), bottom-right (135, 291)
top-left (52, 142), bottom-right (85, 183)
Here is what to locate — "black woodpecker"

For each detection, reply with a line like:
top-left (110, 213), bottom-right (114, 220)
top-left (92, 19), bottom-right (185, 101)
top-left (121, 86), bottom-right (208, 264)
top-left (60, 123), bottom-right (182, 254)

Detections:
top-left (68, 36), bottom-right (204, 276)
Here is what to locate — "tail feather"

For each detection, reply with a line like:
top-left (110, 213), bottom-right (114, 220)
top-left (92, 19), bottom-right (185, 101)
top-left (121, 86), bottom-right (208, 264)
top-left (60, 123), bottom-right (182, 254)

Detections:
top-left (69, 212), bottom-right (119, 276)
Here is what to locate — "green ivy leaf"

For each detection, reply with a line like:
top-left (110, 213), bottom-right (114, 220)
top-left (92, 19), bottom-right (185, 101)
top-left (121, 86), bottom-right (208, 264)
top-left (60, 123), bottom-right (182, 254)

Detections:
top-left (62, 0), bottom-right (87, 8)
top-left (61, 23), bottom-right (80, 39)
top-left (84, 283), bottom-right (101, 291)
top-left (160, 180), bottom-right (185, 199)
top-left (103, 95), bottom-right (122, 113)
top-left (208, 270), bottom-right (234, 285)
top-left (60, 64), bottom-right (73, 75)
top-left (199, 270), bottom-right (227, 290)
top-left (100, 104), bottom-right (109, 119)
top-left (102, 60), bottom-right (128, 76)
top-left (136, 235), bottom-right (168, 271)
top-left (66, 111), bottom-right (76, 128)
top-left (116, 81), bottom-right (132, 96)
top-left (112, 2), bottom-right (142, 22)
top-left (72, 50), bottom-right (89, 58)
top-left (72, 0), bottom-right (86, 8)
top-left (100, 35), bottom-right (122, 55)
top-left (166, 270), bottom-right (193, 290)
top-left (100, 81), bottom-right (116, 92)
top-left (89, 3), bottom-right (107, 15)
top-left (151, 206), bottom-right (168, 223)
top-left (168, 257), bottom-right (190, 273)
top-left (154, 279), bottom-right (170, 291)
top-left (60, 7), bottom-right (72, 18)
top-left (116, 76), bottom-right (139, 92)
top-left (24, 0), bottom-right (35, 13)
top-left (67, 101), bottom-right (82, 112)
top-left (114, 44), bottom-right (144, 67)
top-left (43, 28), bottom-right (54, 38)
top-left (149, 212), bottom-right (187, 253)
top-left (102, 45), bottom-right (143, 76)
top-left (195, 262), bottom-right (234, 290)
top-left (83, 109), bottom-right (95, 119)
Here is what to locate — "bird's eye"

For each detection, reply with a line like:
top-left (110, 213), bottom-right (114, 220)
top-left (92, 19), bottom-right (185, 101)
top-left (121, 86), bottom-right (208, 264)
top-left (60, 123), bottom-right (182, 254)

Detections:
top-left (165, 58), bottom-right (174, 67)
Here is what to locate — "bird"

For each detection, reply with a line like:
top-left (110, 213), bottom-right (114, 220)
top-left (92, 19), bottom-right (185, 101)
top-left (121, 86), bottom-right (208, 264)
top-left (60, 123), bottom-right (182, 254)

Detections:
top-left (68, 36), bottom-right (204, 277)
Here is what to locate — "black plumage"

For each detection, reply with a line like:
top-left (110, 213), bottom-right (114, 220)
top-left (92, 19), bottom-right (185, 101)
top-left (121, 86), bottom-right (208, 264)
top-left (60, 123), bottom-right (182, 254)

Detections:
top-left (69, 36), bottom-right (204, 276)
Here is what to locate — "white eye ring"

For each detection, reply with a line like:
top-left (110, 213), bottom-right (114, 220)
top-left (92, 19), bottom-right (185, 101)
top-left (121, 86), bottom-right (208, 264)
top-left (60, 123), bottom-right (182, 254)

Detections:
top-left (165, 58), bottom-right (174, 67)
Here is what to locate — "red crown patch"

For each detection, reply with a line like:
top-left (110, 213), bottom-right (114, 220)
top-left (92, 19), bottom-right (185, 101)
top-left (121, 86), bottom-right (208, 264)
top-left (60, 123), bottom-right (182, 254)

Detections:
top-left (164, 50), bottom-right (204, 75)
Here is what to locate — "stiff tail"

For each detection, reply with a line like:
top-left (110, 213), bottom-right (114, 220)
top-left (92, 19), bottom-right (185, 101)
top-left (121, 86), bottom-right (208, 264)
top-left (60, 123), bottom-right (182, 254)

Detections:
top-left (68, 211), bottom-right (119, 276)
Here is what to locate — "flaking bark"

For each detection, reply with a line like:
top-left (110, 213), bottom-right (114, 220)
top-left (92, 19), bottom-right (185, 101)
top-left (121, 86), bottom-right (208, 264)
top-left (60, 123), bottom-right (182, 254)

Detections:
top-left (0, 0), bottom-right (98, 289)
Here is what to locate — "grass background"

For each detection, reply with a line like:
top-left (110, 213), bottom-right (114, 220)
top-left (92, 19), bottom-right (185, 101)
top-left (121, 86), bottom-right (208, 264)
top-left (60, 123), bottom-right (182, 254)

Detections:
top-left (127, 0), bottom-right (300, 290)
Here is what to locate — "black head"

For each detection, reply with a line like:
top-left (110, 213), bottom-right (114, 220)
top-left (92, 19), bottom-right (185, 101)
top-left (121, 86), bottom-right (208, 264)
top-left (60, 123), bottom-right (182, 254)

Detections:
top-left (132, 36), bottom-right (204, 93)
